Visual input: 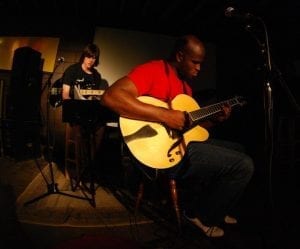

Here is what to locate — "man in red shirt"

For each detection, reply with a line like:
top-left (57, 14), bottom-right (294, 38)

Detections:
top-left (101, 35), bottom-right (254, 237)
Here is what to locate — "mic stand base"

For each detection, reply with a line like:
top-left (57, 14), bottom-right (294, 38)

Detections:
top-left (23, 159), bottom-right (96, 207)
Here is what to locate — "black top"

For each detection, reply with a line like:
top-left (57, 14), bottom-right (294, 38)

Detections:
top-left (62, 63), bottom-right (107, 98)
top-left (60, 63), bottom-right (114, 125)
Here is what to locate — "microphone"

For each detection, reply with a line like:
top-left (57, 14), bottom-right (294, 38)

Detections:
top-left (224, 6), bottom-right (255, 21)
top-left (57, 57), bottom-right (65, 63)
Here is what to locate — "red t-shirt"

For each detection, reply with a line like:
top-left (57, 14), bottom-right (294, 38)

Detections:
top-left (127, 60), bottom-right (192, 102)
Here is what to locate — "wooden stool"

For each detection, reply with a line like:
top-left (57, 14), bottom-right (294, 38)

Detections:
top-left (135, 173), bottom-right (181, 231)
top-left (64, 123), bottom-right (96, 206)
top-left (64, 123), bottom-right (82, 190)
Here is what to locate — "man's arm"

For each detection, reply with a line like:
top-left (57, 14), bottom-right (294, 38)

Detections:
top-left (101, 76), bottom-right (186, 131)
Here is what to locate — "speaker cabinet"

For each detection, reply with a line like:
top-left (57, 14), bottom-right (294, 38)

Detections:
top-left (1, 119), bottom-right (41, 160)
top-left (6, 46), bottom-right (43, 121)
top-left (3, 47), bottom-right (43, 160)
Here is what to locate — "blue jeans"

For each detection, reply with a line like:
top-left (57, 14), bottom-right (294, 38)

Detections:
top-left (167, 138), bottom-right (254, 226)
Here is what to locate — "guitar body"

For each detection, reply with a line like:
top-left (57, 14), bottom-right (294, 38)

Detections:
top-left (119, 94), bottom-right (209, 169)
top-left (49, 78), bottom-right (63, 107)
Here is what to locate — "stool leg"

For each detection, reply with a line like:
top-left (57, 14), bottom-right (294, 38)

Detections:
top-left (64, 124), bottom-right (71, 181)
top-left (135, 182), bottom-right (144, 214)
top-left (169, 179), bottom-right (181, 231)
top-left (64, 124), bottom-right (81, 190)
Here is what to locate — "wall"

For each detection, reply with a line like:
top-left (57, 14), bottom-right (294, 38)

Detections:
top-left (93, 27), bottom-right (216, 92)
top-left (0, 37), bottom-right (60, 72)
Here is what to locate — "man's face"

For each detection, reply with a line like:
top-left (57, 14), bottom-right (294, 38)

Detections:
top-left (83, 55), bottom-right (96, 69)
top-left (178, 44), bottom-right (205, 80)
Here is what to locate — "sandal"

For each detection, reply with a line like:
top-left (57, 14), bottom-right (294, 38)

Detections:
top-left (224, 215), bottom-right (237, 224)
top-left (183, 212), bottom-right (224, 238)
top-left (204, 226), bottom-right (225, 238)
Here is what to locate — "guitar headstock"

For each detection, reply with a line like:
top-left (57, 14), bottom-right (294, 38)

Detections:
top-left (234, 96), bottom-right (247, 107)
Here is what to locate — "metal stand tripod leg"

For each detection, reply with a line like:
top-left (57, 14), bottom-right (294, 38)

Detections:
top-left (24, 157), bottom-right (93, 206)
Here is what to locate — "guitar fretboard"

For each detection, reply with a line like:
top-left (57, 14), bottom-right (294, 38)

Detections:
top-left (78, 89), bottom-right (104, 95)
top-left (50, 88), bottom-right (104, 95)
top-left (189, 98), bottom-right (245, 122)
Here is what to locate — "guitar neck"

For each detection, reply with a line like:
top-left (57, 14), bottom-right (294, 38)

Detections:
top-left (189, 97), bottom-right (245, 124)
top-left (50, 88), bottom-right (105, 96)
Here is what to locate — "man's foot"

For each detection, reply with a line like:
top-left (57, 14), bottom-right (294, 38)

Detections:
top-left (184, 213), bottom-right (224, 237)
top-left (224, 215), bottom-right (237, 224)
top-left (204, 226), bottom-right (225, 238)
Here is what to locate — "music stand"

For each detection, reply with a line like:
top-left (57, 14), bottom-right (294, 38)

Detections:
top-left (62, 99), bottom-right (105, 207)
top-left (24, 63), bottom-right (92, 206)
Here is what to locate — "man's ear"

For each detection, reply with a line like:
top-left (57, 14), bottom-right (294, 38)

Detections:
top-left (176, 51), bottom-right (184, 62)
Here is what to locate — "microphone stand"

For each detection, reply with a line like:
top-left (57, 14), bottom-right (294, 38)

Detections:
top-left (244, 16), bottom-right (274, 201)
top-left (24, 60), bottom-right (92, 206)
top-left (245, 16), bottom-right (300, 174)
top-left (257, 17), bottom-right (273, 178)
top-left (244, 15), bottom-right (298, 244)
